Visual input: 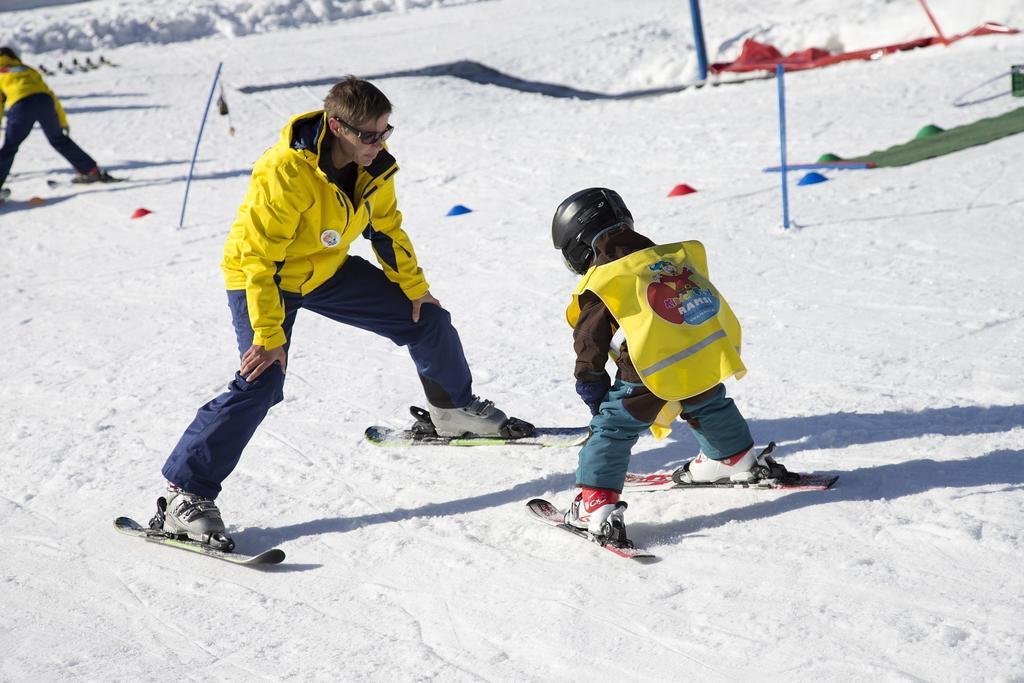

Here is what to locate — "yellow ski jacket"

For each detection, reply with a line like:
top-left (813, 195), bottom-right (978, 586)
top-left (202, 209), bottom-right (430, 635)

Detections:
top-left (0, 54), bottom-right (69, 130)
top-left (221, 110), bottom-right (428, 351)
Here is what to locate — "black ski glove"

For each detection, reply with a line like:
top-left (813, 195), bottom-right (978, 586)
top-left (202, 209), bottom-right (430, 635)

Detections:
top-left (576, 373), bottom-right (611, 416)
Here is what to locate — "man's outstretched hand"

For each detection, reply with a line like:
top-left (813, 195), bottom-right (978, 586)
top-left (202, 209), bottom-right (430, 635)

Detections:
top-left (241, 344), bottom-right (287, 381)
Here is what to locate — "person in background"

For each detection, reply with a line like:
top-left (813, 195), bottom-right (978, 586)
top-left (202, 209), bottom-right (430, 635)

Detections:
top-left (550, 187), bottom-right (790, 546)
top-left (155, 76), bottom-right (533, 550)
top-left (0, 46), bottom-right (112, 201)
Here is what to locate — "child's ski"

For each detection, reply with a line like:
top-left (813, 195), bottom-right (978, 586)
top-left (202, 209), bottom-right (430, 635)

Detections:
top-left (623, 471), bottom-right (839, 492)
top-left (525, 498), bottom-right (656, 561)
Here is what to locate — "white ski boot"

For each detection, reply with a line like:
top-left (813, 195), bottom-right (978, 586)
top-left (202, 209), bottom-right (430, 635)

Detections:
top-left (684, 448), bottom-right (758, 483)
top-left (565, 487), bottom-right (630, 544)
top-left (427, 396), bottom-right (532, 438)
top-left (155, 485), bottom-right (234, 551)
top-left (677, 442), bottom-right (793, 485)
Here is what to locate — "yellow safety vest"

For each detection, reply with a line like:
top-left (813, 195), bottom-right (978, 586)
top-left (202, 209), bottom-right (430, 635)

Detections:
top-left (566, 241), bottom-right (746, 436)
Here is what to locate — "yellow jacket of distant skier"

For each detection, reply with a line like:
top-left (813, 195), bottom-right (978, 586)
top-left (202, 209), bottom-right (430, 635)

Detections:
top-left (221, 109), bottom-right (428, 351)
top-left (566, 240), bottom-right (746, 401)
top-left (0, 54), bottom-right (69, 130)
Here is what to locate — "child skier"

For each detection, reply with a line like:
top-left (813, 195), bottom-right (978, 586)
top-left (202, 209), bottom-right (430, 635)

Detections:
top-left (550, 187), bottom-right (789, 545)
top-left (0, 47), bottom-right (112, 202)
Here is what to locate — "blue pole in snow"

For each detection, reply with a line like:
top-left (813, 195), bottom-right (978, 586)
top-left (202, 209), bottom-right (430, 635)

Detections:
top-left (688, 0), bottom-right (708, 81)
top-left (776, 63), bottom-right (790, 229)
top-left (178, 61), bottom-right (223, 229)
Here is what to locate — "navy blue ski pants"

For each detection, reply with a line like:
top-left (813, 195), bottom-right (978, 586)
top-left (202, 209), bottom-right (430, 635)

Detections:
top-left (0, 93), bottom-right (96, 189)
top-left (161, 255), bottom-right (474, 498)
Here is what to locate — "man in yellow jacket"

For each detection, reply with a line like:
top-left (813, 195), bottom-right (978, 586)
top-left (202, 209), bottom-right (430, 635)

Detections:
top-left (157, 76), bottom-right (532, 549)
top-left (0, 47), bottom-right (110, 200)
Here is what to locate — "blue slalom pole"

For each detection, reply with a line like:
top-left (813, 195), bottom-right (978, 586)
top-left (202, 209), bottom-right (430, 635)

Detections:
top-left (776, 63), bottom-right (790, 229)
top-left (688, 0), bottom-right (708, 82)
top-left (179, 61), bottom-right (223, 229)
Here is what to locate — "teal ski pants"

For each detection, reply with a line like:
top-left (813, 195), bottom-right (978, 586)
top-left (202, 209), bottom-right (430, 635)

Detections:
top-left (577, 381), bottom-right (753, 491)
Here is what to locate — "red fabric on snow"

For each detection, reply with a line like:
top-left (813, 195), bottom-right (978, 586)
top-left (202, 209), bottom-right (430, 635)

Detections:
top-left (710, 23), bottom-right (1018, 75)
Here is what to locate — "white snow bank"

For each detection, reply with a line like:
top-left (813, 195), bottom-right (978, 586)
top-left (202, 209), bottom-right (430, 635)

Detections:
top-left (1, 0), bottom-right (485, 55)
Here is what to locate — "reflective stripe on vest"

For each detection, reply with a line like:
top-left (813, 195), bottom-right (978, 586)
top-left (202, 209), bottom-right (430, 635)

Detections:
top-left (639, 329), bottom-right (727, 377)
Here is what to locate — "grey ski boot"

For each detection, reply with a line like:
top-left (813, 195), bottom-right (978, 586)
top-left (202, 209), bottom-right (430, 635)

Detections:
top-left (152, 485), bottom-right (234, 551)
top-left (426, 396), bottom-right (534, 438)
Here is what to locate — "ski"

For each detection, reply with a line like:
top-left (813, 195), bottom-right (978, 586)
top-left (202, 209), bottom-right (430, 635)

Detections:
top-left (365, 406), bottom-right (589, 448)
top-left (114, 517), bottom-right (285, 567)
top-left (625, 441), bottom-right (838, 492)
top-left (48, 173), bottom-right (126, 188)
top-left (366, 424), bottom-right (589, 448)
top-left (623, 471), bottom-right (839, 492)
top-left (41, 55), bottom-right (118, 76)
top-left (525, 498), bottom-right (656, 561)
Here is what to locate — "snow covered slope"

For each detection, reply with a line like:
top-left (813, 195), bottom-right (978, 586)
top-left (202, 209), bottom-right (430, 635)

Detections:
top-left (2, 0), bottom-right (1023, 678)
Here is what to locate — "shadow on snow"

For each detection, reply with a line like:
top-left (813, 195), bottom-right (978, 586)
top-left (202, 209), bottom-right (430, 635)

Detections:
top-left (251, 404), bottom-right (1024, 548)
top-left (631, 403), bottom-right (1024, 473)
top-left (236, 59), bottom-right (743, 100)
top-left (257, 470), bottom-right (578, 546)
top-left (631, 448), bottom-right (1024, 545)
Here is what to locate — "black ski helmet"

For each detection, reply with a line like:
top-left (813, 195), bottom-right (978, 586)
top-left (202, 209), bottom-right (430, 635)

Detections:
top-left (551, 187), bottom-right (633, 274)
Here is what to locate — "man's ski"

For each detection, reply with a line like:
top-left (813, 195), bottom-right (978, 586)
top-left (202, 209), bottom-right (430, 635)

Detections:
top-left (366, 424), bottom-right (589, 448)
top-left (114, 517), bottom-right (285, 567)
top-left (623, 471), bottom-right (839, 492)
top-left (366, 406), bottom-right (589, 448)
top-left (48, 173), bottom-right (125, 188)
top-left (525, 498), bottom-right (656, 561)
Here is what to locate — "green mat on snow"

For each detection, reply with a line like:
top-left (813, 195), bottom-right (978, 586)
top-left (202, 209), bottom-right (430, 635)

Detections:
top-left (851, 106), bottom-right (1024, 167)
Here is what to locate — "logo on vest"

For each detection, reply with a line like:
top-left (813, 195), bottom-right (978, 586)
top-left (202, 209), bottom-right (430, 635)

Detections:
top-left (645, 260), bottom-right (720, 325)
top-left (320, 229), bottom-right (341, 248)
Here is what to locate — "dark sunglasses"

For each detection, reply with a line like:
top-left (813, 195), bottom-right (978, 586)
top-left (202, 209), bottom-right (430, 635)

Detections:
top-left (332, 116), bottom-right (394, 145)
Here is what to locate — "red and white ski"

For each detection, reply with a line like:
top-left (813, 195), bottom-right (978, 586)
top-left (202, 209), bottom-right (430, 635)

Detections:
top-left (623, 471), bottom-right (839, 492)
top-left (525, 498), bottom-right (656, 561)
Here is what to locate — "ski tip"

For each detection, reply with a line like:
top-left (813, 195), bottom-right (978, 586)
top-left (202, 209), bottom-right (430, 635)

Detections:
top-left (525, 498), bottom-right (558, 513)
top-left (364, 425), bottom-right (392, 443)
top-left (786, 473), bottom-right (840, 490)
top-left (247, 548), bottom-right (287, 565)
top-left (602, 539), bottom-right (659, 561)
top-left (818, 474), bottom-right (840, 489)
top-left (630, 553), bottom-right (660, 563)
top-left (114, 516), bottom-right (145, 532)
